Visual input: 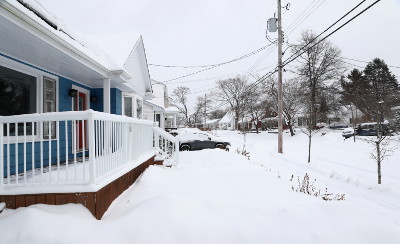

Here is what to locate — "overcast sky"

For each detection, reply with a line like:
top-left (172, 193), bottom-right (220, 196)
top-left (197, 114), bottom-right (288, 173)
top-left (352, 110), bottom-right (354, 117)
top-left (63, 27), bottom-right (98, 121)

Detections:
top-left (38, 0), bottom-right (400, 111)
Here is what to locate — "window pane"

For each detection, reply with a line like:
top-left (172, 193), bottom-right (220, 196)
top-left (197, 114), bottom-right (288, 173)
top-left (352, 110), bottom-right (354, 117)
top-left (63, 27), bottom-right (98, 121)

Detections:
top-left (43, 77), bottom-right (56, 113)
top-left (0, 65), bottom-right (36, 136)
top-left (43, 77), bottom-right (56, 139)
top-left (124, 97), bottom-right (132, 117)
top-left (0, 65), bottom-right (36, 115)
top-left (155, 114), bottom-right (161, 126)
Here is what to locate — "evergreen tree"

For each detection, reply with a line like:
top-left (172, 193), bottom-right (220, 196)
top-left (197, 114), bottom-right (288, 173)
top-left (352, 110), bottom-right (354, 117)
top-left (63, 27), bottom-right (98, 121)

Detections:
top-left (341, 59), bottom-right (400, 122)
top-left (362, 58), bottom-right (399, 121)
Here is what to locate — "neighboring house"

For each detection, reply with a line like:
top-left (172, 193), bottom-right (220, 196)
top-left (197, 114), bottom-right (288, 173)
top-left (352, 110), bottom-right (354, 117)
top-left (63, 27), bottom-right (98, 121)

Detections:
top-left (218, 112), bottom-right (235, 130)
top-left (144, 79), bottom-right (178, 130)
top-left (194, 118), bottom-right (220, 130)
top-left (204, 119), bottom-right (220, 130)
top-left (0, 0), bottom-right (177, 219)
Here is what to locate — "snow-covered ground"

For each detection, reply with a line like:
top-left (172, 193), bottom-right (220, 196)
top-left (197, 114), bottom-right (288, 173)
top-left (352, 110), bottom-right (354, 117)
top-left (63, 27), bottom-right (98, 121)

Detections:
top-left (0, 129), bottom-right (399, 244)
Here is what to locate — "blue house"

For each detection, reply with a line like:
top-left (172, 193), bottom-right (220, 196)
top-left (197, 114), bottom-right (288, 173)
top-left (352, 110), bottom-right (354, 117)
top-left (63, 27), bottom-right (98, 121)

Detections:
top-left (0, 0), bottom-right (178, 218)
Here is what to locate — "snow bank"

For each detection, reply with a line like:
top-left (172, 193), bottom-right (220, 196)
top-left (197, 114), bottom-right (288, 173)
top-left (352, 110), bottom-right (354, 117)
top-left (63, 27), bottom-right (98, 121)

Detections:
top-left (0, 130), bottom-right (399, 243)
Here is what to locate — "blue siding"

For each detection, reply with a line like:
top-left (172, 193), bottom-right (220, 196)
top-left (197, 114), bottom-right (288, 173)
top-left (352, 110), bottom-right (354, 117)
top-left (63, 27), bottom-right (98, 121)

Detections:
top-left (111, 88), bottom-right (122, 115)
top-left (59, 77), bottom-right (93, 112)
top-left (0, 54), bottom-right (122, 177)
top-left (3, 121), bottom-right (87, 177)
top-left (91, 88), bottom-right (104, 112)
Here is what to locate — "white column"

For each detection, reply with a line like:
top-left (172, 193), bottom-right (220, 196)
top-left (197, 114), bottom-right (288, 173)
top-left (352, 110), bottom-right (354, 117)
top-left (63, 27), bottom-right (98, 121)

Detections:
top-left (161, 113), bottom-right (165, 129)
top-left (173, 114), bottom-right (177, 128)
top-left (103, 78), bottom-right (111, 113)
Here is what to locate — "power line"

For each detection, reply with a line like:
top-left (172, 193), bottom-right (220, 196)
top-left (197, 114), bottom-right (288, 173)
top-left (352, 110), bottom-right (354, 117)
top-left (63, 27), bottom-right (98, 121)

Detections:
top-left (248, 0), bottom-right (328, 81)
top-left (247, 45), bottom-right (277, 75)
top-left (343, 57), bottom-right (400, 69)
top-left (217, 0), bottom-right (383, 109)
top-left (286, 0), bottom-right (327, 34)
top-left (342, 60), bottom-right (399, 78)
top-left (165, 66), bottom-right (272, 85)
top-left (283, 0), bottom-right (380, 67)
top-left (151, 44), bottom-right (270, 71)
top-left (284, 0), bottom-right (319, 31)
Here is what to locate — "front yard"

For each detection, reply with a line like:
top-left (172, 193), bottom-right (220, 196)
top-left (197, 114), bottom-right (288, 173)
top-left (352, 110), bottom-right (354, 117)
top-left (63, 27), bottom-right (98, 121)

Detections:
top-left (0, 129), bottom-right (399, 243)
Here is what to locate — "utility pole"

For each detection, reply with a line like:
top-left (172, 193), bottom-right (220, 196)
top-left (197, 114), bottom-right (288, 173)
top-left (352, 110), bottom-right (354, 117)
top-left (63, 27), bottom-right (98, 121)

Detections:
top-left (277, 0), bottom-right (283, 154)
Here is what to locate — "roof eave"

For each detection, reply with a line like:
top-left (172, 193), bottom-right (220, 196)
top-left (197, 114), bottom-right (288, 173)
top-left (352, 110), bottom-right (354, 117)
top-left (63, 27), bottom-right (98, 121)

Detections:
top-left (1, 1), bottom-right (114, 78)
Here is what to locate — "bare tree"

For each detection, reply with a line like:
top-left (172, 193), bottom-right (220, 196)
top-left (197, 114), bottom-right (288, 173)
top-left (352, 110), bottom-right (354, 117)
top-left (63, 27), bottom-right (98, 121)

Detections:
top-left (214, 76), bottom-right (250, 130)
top-left (263, 77), bottom-right (303, 136)
top-left (191, 95), bottom-right (212, 126)
top-left (292, 30), bottom-right (344, 163)
top-left (245, 83), bottom-right (266, 134)
top-left (172, 86), bottom-right (191, 126)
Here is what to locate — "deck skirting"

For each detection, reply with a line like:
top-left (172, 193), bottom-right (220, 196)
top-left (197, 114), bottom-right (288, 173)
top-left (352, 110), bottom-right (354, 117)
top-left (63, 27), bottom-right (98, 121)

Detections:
top-left (0, 155), bottom-right (156, 219)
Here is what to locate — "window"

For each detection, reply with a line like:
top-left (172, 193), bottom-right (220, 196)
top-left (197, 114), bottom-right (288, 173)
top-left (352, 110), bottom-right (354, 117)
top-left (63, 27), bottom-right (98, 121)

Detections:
top-left (123, 95), bottom-right (142, 119)
top-left (0, 65), bottom-right (37, 136)
top-left (124, 97), bottom-right (133, 117)
top-left (43, 77), bottom-right (56, 139)
top-left (0, 59), bottom-right (58, 139)
top-left (155, 113), bottom-right (161, 126)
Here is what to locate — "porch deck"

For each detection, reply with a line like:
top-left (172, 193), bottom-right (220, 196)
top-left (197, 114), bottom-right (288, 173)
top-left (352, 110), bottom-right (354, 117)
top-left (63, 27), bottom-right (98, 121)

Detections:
top-left (0, 110), bottom-right (179, 218)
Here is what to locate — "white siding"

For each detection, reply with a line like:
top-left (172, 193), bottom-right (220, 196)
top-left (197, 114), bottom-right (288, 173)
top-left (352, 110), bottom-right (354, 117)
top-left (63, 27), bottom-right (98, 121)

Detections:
top-left (142, 103), bottom-right (154, 122)
top-left (151, 83), bottom-right (166, 108)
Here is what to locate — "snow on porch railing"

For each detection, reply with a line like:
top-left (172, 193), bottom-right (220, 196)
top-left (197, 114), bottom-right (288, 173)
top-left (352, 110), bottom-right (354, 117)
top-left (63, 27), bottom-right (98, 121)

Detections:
top-left (153, 126), bottom-right (179, 165)
top-left (0, 110), bottom-right (154, 193)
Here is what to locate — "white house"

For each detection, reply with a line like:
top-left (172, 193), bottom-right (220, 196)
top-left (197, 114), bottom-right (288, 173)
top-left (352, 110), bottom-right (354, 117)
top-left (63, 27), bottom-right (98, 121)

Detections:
top-left (144, 79), bottom-right (179, 130)
top-left (218, 112), bottom-right (235, 130)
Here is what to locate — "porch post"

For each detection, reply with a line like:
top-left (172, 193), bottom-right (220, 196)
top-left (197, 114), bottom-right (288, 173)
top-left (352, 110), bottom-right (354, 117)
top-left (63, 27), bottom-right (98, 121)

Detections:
top-left (103, 78), bottom-right (111, 113)
top-left (161, 113), bottom-right (165, 129)
top-left (173, 114), bottom-right (177, 128)
top-left (87, 110), bottom-right (96, 184)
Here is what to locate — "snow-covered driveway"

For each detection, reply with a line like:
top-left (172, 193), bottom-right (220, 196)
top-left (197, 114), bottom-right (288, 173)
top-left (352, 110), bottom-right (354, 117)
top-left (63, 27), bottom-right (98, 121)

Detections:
top-left (1, 136), bottom-right (400, 243)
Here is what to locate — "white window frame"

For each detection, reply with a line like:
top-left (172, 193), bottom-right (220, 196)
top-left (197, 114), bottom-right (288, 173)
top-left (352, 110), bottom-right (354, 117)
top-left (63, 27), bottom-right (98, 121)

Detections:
top-left (0, 55), bottom-right (59, 143)
top-left (71, 85), bottom-right (90, 112)
top-left (122, 93), bottom-right (143, 119)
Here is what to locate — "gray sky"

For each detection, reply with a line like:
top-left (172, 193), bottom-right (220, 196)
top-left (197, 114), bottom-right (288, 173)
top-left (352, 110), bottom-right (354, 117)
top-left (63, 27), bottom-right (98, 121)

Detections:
top-left (38, 0), bottom-right (400, 110)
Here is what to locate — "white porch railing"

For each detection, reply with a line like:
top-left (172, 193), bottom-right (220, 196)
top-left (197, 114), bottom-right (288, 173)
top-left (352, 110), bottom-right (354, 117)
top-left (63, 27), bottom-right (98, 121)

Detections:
top-left (0, 110), bottom-right (179, 194)
top-left (153, 126), bottom-right (179, 164)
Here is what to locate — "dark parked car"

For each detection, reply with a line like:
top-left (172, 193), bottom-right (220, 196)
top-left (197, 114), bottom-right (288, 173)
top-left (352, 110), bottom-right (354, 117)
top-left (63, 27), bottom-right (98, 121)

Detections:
top-left (342, 123), bottom-right (391, 138)
top-left (356, 123), bottom-right (390, 136)
top-left (171, 129), bottom-right (231, 151)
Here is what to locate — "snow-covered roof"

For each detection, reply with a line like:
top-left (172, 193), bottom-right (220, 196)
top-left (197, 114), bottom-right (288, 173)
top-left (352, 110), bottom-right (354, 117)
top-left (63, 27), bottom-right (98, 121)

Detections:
top-left (151, 79), bottom-right (166, 86)
top-left (83, 33), bottom-right (141, 68)
top-left (1, 0), bottom-right (152, 93)
top-left (219, 112), bottom-right (234, 124)
top-left (5, 0), bottom-right (121, 70)
top-left (206, 119), bottom-right (220, 124)
top-left (144, 100), bottom-right (164, 112)
top-left (165, 106), bottom-right (180, 113)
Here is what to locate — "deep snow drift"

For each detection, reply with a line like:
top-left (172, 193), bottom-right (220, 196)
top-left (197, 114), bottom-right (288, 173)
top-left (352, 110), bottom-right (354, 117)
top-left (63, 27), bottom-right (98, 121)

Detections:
top-left (0, 129), bottom-right (399, 244)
